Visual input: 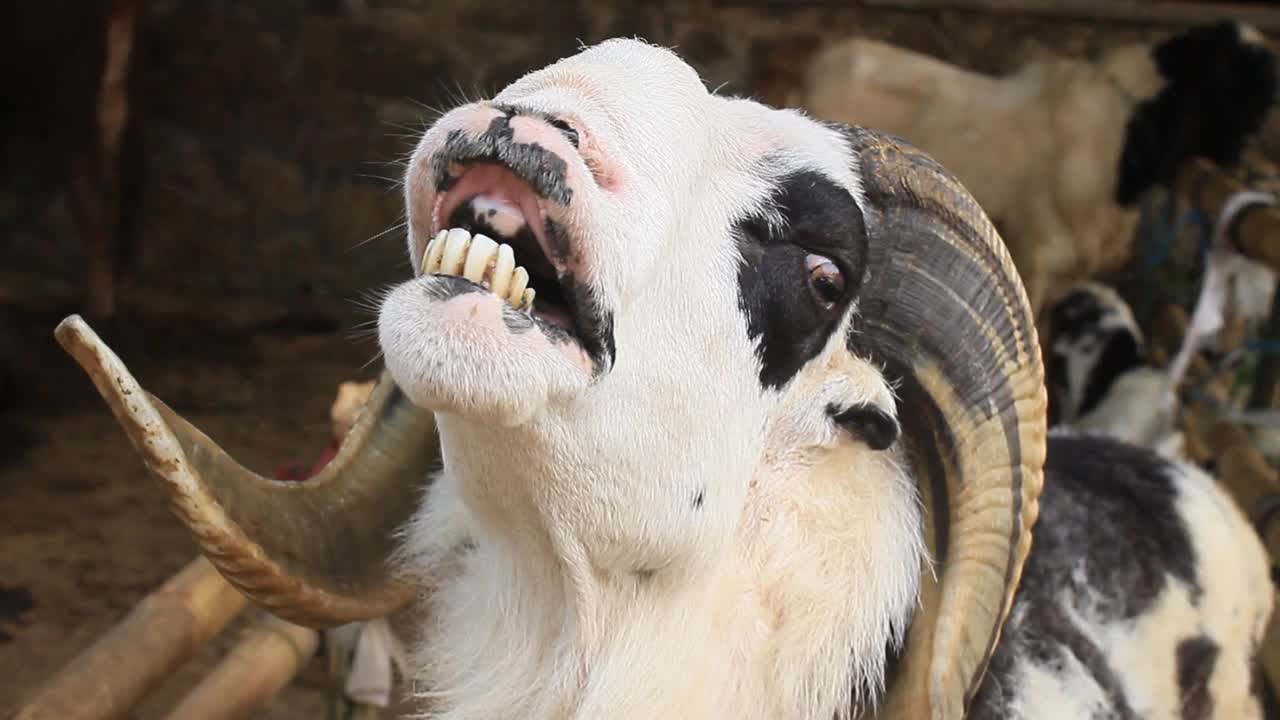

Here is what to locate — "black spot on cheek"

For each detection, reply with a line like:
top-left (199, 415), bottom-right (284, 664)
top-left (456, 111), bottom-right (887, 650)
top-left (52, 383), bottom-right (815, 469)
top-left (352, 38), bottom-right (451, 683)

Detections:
top-left (692, 488), bottom-right (704, 510)
top-left (828, 402), bottom-right (899, 451)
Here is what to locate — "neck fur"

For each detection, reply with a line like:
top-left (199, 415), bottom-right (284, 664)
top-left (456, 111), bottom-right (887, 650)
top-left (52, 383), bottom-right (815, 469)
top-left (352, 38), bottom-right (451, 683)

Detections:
top-left (395, 415), bottom-right (925, 720)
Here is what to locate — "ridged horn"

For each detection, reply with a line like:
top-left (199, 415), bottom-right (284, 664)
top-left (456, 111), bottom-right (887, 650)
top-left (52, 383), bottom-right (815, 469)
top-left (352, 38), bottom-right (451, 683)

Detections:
top-left (838, 126), bottom-right (1048, 718)
top-left (54, 314), bottom-right (439, 628)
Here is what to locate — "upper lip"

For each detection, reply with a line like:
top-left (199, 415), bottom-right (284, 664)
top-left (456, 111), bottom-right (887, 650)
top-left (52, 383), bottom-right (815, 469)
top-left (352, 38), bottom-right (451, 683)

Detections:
top-left (431, 160), bottom-right (563, 277)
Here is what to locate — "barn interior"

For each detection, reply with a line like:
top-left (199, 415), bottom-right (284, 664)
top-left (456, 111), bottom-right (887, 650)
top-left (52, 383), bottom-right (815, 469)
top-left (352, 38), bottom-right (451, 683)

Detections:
top-left (5, 1), bottom-right (1280, 718)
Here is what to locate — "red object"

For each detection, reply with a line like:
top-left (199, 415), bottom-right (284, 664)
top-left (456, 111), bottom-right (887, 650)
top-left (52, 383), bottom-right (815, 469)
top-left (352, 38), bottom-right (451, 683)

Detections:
top-left (274, 436), bottom-right (340, 482)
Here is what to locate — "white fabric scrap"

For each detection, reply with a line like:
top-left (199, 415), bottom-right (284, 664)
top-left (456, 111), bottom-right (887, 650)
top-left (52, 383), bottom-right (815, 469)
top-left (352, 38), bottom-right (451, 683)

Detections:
top-left (340, 618), bottom-right (409, 708)
top-left (1163, 190), bottom-right (1277, 419)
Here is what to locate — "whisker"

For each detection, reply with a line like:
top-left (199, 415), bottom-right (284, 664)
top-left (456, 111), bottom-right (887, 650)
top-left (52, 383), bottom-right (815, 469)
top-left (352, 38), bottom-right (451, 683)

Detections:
top-left (450, 79), bottom-right (473, 107)
top-left (359, 349), bottom-right (385, 371)
top-left (406, 97), bottom-right (449, 123)
top-left (384, 121), bottom-right (424, 135)
top-left (348, 219), bottom-right (408, 252)
top-left (353, 172), bottom-right (405, 187)
top-left (407, 97), bottom-right (439, 112)
top-left (345, 324), bottom-right (382, 342)
top-left (348, 284), bottom-right (398, 315)
top-left (353, 171), bottom-right (401, 188)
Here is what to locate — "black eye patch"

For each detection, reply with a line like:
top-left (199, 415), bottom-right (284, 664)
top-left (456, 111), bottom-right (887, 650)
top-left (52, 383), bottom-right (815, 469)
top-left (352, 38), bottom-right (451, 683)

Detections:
top-left (827, 402), bottom-right (900, 451)
top-left (735, 167), bottom-right (869, 390)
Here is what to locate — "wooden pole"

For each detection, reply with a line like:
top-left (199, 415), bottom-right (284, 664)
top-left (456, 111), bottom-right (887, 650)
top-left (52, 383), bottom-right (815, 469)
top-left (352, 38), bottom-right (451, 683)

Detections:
top-left (13, 557), bottom-right (248, 720)
top-left (1202, 420), bottom-right (1280, 562)
top-left (1248, 284), bottom-right (1280, 411)
top-left (711, 0), bottom-right (1280, 30)
top-left (161, 613), bottom-right (320, 720)
top-left (1177, 157), bottom-right (1280, 275)
top-left (874, 0), bottom-right (1280, 31)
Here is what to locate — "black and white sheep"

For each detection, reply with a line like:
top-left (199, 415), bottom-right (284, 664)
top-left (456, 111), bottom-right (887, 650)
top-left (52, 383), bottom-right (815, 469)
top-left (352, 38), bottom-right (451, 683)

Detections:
top-left (1045, 282), bottom-right (1185, 455)
top-left (56, 38), bottom-right (1271, 720)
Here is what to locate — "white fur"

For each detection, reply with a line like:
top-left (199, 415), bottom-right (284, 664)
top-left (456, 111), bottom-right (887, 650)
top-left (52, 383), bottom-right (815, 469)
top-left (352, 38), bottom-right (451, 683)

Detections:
top-left (378, 39), bottom-right (919, 719)
top-left (1070, 367), bottom-right (1185, 458)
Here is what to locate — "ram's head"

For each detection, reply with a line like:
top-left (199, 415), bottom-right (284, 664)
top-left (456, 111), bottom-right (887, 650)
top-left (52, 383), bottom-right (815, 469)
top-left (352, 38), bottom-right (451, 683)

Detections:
top-left (57, 38), bottom-right (1046, 718)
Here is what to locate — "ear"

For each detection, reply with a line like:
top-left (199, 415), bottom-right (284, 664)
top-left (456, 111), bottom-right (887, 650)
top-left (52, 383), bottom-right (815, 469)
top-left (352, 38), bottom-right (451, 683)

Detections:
top-left (827, 402), bottom-right (899, 451)
top-left (819, 348), bottom-right (901, 452)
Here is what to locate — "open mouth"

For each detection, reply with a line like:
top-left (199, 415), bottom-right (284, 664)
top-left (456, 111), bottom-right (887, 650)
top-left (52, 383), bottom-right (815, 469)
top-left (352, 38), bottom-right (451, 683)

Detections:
top-left (425, 161), bottom-right (583, 342)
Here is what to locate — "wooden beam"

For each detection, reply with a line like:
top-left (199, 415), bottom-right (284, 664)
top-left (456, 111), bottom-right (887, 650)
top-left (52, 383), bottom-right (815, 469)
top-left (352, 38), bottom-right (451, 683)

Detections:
top-left (713, 0), bottom-right (1280, 31)
top-left (13, 557), bottom-right (248, 720)
top-left (865, 0), bottom-right (1280, 30)
top-left (1249, 284), bottom-right (1280, 410)
top-left (1204, 419), bottom-right (1280, 561)
top-left (161, 613), bottom-right (319, 720)
top-left (1177, 157), bottom-right (1280, 275)
top-left (1184, 414), bottom-right (1280, 710)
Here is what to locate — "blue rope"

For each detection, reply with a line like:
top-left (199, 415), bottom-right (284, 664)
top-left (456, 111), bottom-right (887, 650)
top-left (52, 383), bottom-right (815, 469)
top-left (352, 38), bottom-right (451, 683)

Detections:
top-left (1135, 200), bottom-right (1212, 276)
top-left (1189, 209), bottom-right (1216, 263)
top-left (1246, 339), bottom-right (1280, 355)
top-left (1134, 197), bottom-right (1176, 274)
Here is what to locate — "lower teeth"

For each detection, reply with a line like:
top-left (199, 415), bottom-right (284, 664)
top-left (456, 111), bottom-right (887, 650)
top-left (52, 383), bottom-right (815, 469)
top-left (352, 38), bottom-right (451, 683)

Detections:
top-left (421, 228), bottom-right (535, 311)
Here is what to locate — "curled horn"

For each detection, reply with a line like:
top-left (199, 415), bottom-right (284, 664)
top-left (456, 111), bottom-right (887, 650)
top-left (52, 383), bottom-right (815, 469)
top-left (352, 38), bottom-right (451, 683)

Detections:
top-left (839, 126), bottom-right (1047, 717)
top-left (54, 315), bottom-right (439, 628)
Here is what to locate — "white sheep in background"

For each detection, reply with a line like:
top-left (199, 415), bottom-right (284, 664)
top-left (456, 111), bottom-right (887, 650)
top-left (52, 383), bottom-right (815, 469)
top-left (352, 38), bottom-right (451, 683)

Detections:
top-left (789, 21), bottom-right (1279, 327)
top-left (1045, 282), bottom-right (1186, 457)
top-left (57, 38), bottom-right (1271, 720)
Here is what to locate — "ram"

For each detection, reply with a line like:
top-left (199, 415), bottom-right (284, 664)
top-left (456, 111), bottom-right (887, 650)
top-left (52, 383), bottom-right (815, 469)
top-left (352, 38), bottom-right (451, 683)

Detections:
top-left (789, 21), bottom-right (1279, 325)
top-left (57, 39), bottom-right (1271, 719)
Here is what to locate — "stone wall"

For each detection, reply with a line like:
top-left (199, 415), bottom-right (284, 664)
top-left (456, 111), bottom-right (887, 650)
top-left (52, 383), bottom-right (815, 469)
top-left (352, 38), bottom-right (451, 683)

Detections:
top-left (0, 0), bottom-right (1251, 307)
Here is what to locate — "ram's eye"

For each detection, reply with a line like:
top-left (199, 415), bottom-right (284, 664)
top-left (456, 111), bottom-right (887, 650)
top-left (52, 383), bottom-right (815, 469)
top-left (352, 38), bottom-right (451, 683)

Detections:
top-left (806, 254), bottom-right (845, 308)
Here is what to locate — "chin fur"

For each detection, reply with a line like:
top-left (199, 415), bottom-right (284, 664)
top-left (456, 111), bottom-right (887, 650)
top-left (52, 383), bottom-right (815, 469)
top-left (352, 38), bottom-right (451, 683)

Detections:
top-left (378, 274), bottom-right (593, 425)
top-left (387, 415), bottom-right (924, 720)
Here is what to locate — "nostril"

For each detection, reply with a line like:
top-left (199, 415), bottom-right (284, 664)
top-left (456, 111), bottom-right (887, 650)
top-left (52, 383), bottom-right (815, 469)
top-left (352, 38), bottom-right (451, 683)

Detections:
top-left (548, 117), bottom-right (579, 148)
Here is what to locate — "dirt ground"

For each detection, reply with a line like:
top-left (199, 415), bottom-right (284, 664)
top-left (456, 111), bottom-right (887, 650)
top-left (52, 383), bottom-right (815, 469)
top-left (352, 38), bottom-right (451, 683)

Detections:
top-left (0, 281), bottom-right (385, 717)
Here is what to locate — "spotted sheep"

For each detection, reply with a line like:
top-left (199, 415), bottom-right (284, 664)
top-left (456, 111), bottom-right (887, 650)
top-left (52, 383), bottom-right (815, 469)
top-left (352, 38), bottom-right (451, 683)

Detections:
top-left (56, 38), bottom-right (1272, 719)
top-left (1044, 282), bottom-right (1186, 457)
